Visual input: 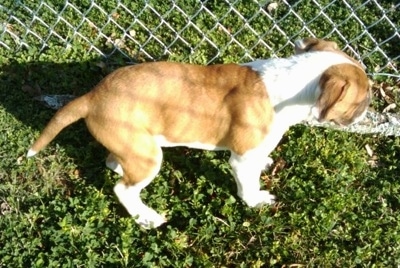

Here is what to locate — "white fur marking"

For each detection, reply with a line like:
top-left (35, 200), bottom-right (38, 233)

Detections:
top-left (243, 51), bottom-right (356, 108)
top-left (27, 149), bottom-right (37, 157)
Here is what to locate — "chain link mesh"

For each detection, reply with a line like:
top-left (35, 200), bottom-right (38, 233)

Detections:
top-left (0, 1), bottom-right (399, 75)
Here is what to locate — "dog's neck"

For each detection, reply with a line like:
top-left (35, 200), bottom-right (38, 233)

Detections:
top-left (244, 51), bottom-right (356, 125)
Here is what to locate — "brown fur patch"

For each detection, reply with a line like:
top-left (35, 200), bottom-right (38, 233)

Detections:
top-left (80, 62), bottom-right (273, 183)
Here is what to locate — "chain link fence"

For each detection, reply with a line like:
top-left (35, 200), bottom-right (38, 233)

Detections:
top-left (0, 1), bottom-right (399, 76)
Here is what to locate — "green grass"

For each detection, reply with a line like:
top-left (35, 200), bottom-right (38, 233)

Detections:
top-left (1, 0), bottom-right (400, 267)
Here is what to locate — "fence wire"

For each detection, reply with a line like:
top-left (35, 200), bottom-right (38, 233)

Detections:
top-left (0, 1), bottom-right (399, 75)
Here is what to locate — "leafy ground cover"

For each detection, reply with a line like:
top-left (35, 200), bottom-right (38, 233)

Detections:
top-left (0, 0), bottom-right (399, 267)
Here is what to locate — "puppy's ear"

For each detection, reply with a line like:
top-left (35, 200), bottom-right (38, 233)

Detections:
top-left (319, 64), bottom-right (371, 125)
top-left (316, 66), bottom-right (350, 123)
top-left (295, 38), bottom-right (339, 54)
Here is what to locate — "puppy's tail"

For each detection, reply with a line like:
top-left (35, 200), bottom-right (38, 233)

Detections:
top-left (27, 94), bottom-right (90, 157)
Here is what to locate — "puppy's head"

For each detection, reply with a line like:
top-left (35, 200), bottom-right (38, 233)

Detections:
top-left (295, 37), bottom-right (371, 126)
top-left (313, 64), bottom-right (371, 126)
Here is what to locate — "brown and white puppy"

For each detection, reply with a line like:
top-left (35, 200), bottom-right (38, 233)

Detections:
top-left (27, 38), bottom-right (370, 229)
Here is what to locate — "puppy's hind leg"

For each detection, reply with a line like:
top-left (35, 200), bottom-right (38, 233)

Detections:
top-left (111, 133), bottom-right (166, 229)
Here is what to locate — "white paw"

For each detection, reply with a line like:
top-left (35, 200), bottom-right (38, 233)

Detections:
top-left (264, 157), bottom-right (274, 171)
top-left (242, 190), bottom-right (275, 208)
top-left (134, 208), bottom-right (167, 229)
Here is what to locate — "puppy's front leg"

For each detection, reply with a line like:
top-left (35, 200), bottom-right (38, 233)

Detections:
top-left (262, 123), bottom-right (290, 171)
top-left (229, 149), bottom-right (275, 207)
